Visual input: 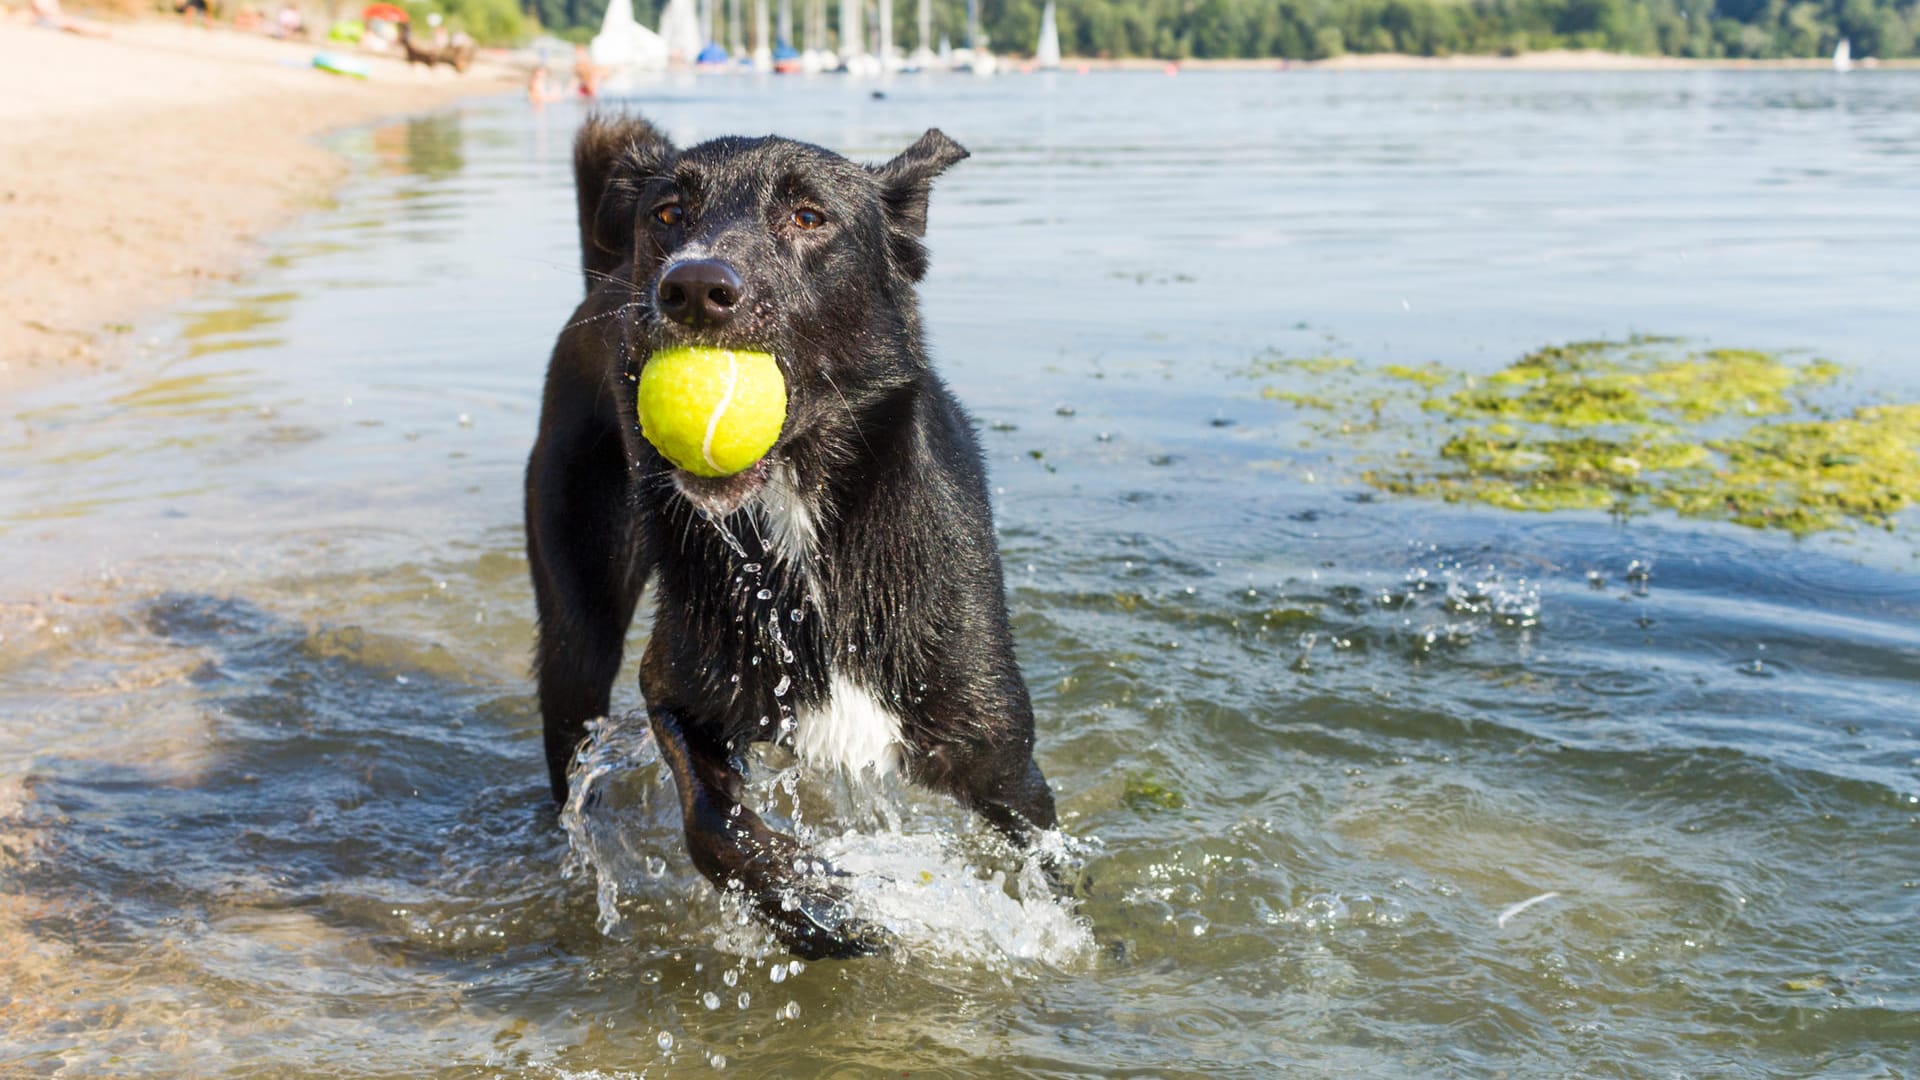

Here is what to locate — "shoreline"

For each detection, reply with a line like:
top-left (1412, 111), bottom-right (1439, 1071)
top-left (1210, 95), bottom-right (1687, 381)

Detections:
top-left (0, 17), bottom-right (517, 400)
top-left (1068, 48), bottom-right (1918, 71)
top-left (3, 27), bottom-right (1907, 403)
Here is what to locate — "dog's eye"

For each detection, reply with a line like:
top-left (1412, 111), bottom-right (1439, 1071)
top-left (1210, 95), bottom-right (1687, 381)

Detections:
top-left (791, 208), bottom-right (826, 230)
top-left (653, 204), bottom-right (684, 227)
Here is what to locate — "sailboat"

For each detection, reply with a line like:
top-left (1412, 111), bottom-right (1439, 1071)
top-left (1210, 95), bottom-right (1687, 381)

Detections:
top-left (590, 0), bottom-right (669, 71)
top-left (658, 0), bottom-right (703, 65)
top-left (955, 0), bottom-right (994, 73)
top-left (905, 0), bottom-right (934, 70)
top-left (877, 0), bottom-right (900, 71)
top-left (752, 0), bottom-right (771, 68)
top-left (1833, 37), bottom-right (1852, 72)
top-left (1035, 0), bottom-right (1060, 69)
top-left (801, 0), bottom-right (830, 72)
top-left (839, 0), bottom-right (880, 75)
top-left (694, 0), bottom-right (728, 67)
top-left (771, 0), bottom-right (800, 71)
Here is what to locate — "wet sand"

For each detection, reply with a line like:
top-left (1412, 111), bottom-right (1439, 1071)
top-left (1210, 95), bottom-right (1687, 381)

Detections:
top-left (0, 18), bottom-right (516, 398)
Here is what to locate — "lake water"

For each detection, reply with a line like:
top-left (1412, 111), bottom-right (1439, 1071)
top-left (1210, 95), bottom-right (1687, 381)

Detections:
top-left (3, 70), bottom-right (1918, 1077)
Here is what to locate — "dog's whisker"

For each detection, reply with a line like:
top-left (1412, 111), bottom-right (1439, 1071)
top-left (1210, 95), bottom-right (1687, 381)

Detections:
top-left (560, 301), bottom-right (648, 335)
top-left (816, 367), bottom-right (874, 463)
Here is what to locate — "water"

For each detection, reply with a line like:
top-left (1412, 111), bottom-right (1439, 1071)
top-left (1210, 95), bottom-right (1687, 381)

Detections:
top-left (3, 71), bottom-right (1919, 1076)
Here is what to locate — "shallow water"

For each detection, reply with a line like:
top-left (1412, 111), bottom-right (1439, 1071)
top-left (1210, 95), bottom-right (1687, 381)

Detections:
top-left (3, 71), bottom-right (1919, 1077)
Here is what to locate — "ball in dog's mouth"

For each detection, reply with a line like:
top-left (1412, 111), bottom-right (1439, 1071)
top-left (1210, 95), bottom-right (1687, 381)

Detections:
top-left (672, 456), bottom-right (771, 519)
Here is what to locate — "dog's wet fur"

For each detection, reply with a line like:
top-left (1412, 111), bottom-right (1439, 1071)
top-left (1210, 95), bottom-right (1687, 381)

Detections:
top-left (526, 116), bottom-right (1058, 958)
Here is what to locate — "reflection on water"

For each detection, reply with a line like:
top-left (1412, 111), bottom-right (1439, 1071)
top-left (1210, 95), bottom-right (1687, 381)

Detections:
top-left (2, 73), bottom-right (1919, 1077)
top-left (377, 112), bottom-right (468, 179)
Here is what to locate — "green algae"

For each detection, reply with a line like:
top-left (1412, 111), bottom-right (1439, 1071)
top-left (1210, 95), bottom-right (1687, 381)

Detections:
top-left (1123, 772), bottom-right (1186, 812)
top-left (1254, 340), bottom-right (1919, 536)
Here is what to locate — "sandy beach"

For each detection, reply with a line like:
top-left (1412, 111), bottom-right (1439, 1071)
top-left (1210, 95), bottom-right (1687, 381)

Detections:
top-left (0, 17), bottom-right (516, 398)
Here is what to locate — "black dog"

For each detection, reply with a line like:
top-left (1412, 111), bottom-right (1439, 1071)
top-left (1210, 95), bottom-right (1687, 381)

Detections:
top-left (526, 116), bottom-right (1058, 958)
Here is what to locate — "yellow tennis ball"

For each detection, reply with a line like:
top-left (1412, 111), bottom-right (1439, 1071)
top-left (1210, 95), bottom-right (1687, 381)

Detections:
top-left (637, 346), bottom-right (787, 477)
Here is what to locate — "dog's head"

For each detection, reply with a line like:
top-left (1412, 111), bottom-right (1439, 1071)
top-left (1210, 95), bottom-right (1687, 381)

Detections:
top-left (582, 117), bottom-right (969, 517)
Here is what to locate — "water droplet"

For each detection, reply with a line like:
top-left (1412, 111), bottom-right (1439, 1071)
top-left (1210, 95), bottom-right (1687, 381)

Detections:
top-left (773, 675), bottom-right (791, 698)
top-left (737, 991), bottom-right (751, 1009)
top-left (790, 608), bottom-right (804, 623)
top-left (759, 714), bottom-right (770, 727)
top-left (744, 562), bottom-right (761, 573)
top-left (722, 968), bottom-right (739, 987)
top-left (702, 991), bottom-right (721, 1010)
top-left (769, 964), bottom-right (787, 983)
top-left (656, 1031), bottom-right (674, 1051)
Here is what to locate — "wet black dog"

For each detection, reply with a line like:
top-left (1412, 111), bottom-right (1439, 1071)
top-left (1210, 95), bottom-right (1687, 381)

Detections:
top-left (525, 116), bottom-right (1058, 958)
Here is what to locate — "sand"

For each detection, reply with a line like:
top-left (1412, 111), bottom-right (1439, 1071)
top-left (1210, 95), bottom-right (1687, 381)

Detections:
top-left (0, 16), bottom-right (517, 398)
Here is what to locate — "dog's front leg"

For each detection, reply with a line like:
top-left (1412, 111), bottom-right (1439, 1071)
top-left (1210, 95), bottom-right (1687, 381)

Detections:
top-left (647, 707), bottom-right (890, 959)
top-left (919, 739), bottom-right (1061, 864)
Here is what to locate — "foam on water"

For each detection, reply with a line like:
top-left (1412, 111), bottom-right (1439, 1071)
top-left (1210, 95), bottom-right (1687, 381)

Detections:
top-left (561, 712), bottom-right (1093, 968)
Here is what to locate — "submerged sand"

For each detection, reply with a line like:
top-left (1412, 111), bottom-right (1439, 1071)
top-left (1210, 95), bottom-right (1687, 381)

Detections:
top-left (0, 18), bottom-right (516, 398)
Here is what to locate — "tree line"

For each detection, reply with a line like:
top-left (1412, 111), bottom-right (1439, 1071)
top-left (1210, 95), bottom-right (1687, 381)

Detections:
top-left (502, 0), bottom-right (1918, 59)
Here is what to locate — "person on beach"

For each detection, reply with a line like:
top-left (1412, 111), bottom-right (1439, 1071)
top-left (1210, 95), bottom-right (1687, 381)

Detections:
top-left (571, 43), bottom-right (602, 97)
top-left (528, 63), bottom-right (565, 105)
top-left (22, 0), bottom-right (107, 35)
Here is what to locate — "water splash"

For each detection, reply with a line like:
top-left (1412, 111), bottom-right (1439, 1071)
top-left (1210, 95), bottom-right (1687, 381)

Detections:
top-left (559, 713), bottom-right (678, 939)
top-left (561, 713), bottom-right (1092, 967)
top-left (817, 830), bottom-right (1094, 969)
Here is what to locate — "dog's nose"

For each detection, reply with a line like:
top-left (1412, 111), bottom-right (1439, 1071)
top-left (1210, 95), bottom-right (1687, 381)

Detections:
top-left (657, 260), bottom-right (745, 328)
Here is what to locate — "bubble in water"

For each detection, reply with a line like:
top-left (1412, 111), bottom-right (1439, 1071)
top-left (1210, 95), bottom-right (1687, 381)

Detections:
top-left (656, 1031), bottom-right (674, 1051)
top-left (769, 963), bottom-right (787, 984)
top-left (702, 991), bottom-right (721, 1010)
top-left (744, 562), bottom-right (761, 573)
top-left (779, 1001), bottom-right (801, 1020)
top-left (790, 608), bottom-right (805, 623)
top-left (756, 588), bottom-right (773, 600)
top-left (774, 675), bottom-right (791, 698)
top-left (737, 991), bottom-right (751, 1009)
top-left (722, 968), bottom-right (739, 987)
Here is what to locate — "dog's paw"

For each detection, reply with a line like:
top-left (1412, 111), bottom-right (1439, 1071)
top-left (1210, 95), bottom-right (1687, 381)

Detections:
top-left (765, 882), bottom-right (893, 960)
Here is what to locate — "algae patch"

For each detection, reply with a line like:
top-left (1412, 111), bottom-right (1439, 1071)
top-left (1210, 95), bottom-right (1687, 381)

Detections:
top-left (1254, 339), bottom-right (1919, 535)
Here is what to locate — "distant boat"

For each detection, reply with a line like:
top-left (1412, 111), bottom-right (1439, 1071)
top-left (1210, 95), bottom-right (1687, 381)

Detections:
top-left (906, 0), bottom-right (935, 69)
top-left (1035, 0), bottom-right (1060, 70)
top-left (1833, 37), bottom-right (1852, 72)
top-left (590, 0), bottom-right (668, 71)
top-left (658, 0), bottom-right (702, 64)
top-left (877, 0), bottom-right (900, 71)
top-left (957, 0), bottom-right (994, 74)
top-left (751, 0), bottom-right (770, 68)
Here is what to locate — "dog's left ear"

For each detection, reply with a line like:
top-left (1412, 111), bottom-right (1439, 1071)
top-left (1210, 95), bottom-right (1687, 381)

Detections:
top-left (870, 129), bottom-right (969, 282)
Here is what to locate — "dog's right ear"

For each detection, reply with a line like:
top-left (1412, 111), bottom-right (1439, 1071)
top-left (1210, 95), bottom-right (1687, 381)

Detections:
top-left (574, 115), bottom-right (674, 290)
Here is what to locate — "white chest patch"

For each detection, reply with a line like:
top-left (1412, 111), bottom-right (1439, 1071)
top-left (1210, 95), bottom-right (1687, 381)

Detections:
top-left (793, 672), bottom-right (906, 776)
